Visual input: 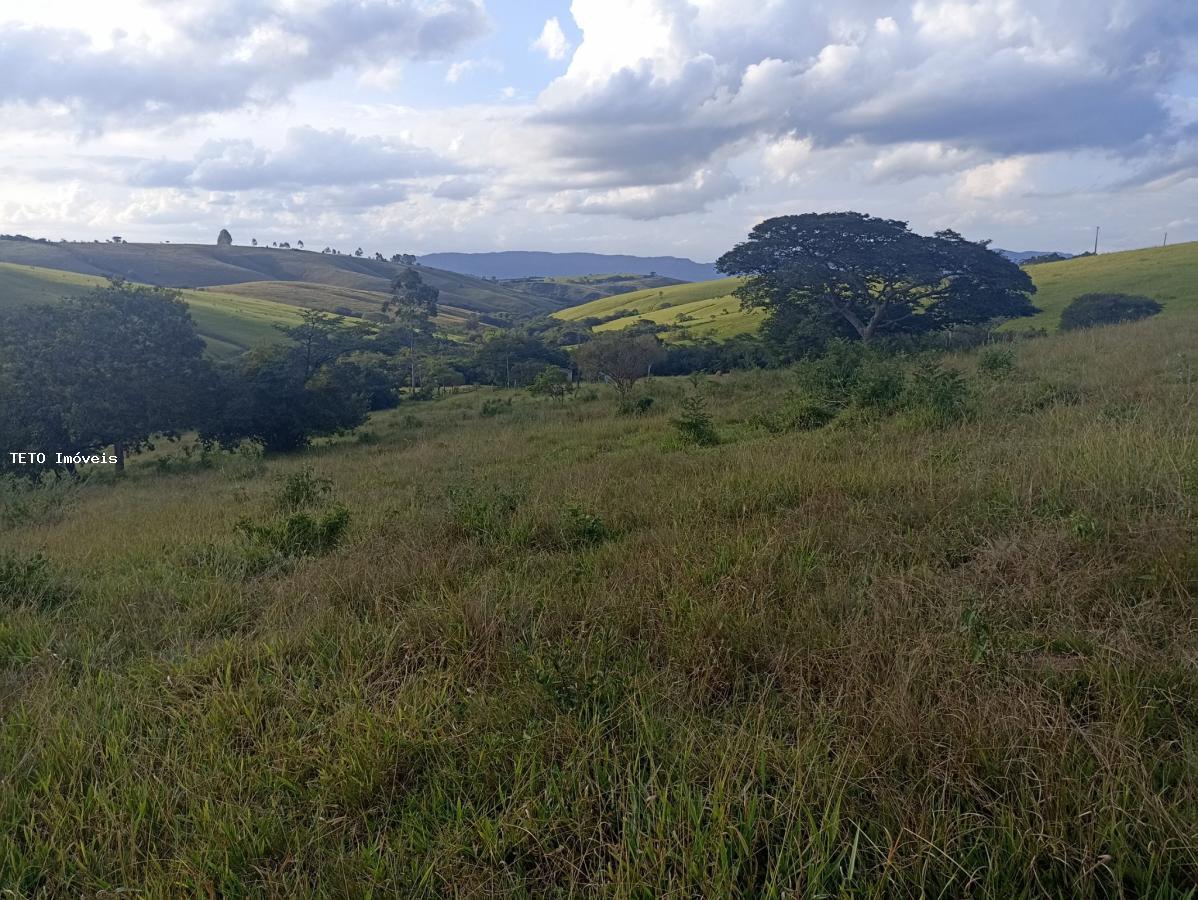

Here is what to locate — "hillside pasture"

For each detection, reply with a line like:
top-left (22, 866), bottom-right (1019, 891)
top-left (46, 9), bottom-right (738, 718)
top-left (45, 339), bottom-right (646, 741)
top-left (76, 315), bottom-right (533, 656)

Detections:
top-left (0, 240), bottom-right (557, 317)
top-left (0, 263), bottom-right (303, 356)
top-left (1, 313), bottom-right (1196, 895)
top-left (1014, 241), bottom-right (1198, 329)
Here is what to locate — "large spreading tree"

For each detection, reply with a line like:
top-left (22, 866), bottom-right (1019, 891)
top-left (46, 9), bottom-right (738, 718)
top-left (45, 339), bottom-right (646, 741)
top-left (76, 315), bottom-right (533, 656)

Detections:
top-left (717, 212), bottom-right (1038, 347)
top-left (0, 279), bottom-right (214, 473)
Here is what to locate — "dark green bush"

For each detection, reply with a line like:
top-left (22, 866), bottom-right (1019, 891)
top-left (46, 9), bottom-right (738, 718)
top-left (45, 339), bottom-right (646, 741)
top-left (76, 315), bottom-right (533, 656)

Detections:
top-left (849, 358), bottom-right (907, 411)
top-left (977, 347), bottom-right (1017, 379)
top-left (617, 396), bottom-right (654, 416)
top-left (274, 467), bottom-right (332, 511)
top-left (753, 392), bottom-right (837, 433)
top-left (480, 398), bottom-right (513, 417)
top-left (672, 394), bottom-right (719, 447)
top-left (561, 504), bottom-right (610, 548)
top-left (1059, 293), bottom-right (1162, 331)
top-left (905, 362), bottom-right (971, 423)
top-left (236, 506), bottom-right (350, 559)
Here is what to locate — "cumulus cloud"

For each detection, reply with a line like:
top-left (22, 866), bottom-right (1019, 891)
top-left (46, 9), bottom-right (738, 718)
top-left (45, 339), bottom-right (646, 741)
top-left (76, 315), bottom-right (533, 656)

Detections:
top-left (532, 0), bottom-right (1196, 191)
top-left (553, 167), bottom-right (741, 219)
top-left (0, 0), bottom-right (490, 124)
top-left (953, 157), bottom-right (1031, 200)
top-left (2, 0), bottom-right (1196, 249)
top-left (129, 127), bottom-right (459, 191)
top-left (869, 143), bottom-right (978, 182)
top-left (532, 18), bottom-right (571, 61)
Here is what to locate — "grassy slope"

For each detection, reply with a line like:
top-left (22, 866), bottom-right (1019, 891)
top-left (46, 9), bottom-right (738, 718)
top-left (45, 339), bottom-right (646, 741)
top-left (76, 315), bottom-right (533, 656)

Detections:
top-left (502, 273), bottom-right (686, 306)
top-left (555, 242), bottom-right (1198, 339)
top-left (2, 315), bottom-right (1196, 895)
top-left (1017, 240), bottom-right (1198, 328)
top-left (553, 276), bottom-right (758, 339)
top-left (208, 281), bottom-right (484, 331)
top-left (0, 240), bottom-right (555, 317)
top-left (554, 276), bottom-right (743, 320)
top-left (0, 262), bottom-right (304, 356)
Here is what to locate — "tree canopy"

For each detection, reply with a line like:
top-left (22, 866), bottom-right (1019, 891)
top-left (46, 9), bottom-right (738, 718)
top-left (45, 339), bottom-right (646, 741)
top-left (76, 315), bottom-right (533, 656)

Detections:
top-left (717, 212), bottom-right (1038, 346)
top-left (217, 228), bottom-right (233, 246)
top-left (0, 279), bottom-right (214, 472)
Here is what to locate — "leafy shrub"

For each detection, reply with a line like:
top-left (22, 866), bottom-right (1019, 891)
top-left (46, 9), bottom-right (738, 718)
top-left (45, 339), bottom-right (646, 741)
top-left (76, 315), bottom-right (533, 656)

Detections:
top-left (1059, 293), bottom-right (1162, 331)
top-left (561, 504), bottom-right (611, 548)
top-left (791, 339), bottom-right (870, 404)
top-left (753, 392), bottom-right (837, 433)
top-left (977, 347), bottom-right (1016, 379)
top-left (0, 473), bottom-right (75, 531)
top-left (672, 394), bottom-right (719, 447)
top-left (0, 552), bottom-right (69, 610)
top-left (528, 366), bottom-right (574, 401)
top-left (617, 396), bottom-right (654, 416)
top-left (480, 398), bottom-right (513, 417)
top-left (236, 506), bottom-right (350, 559)
top-left (274, 467), bottom-right (332, 511)
top-left (153, 443), bottom-right (218, 474)
top-left (905, 362), bottom-right (971, 423)
top-left (849, 358), bottom-right (907, 411)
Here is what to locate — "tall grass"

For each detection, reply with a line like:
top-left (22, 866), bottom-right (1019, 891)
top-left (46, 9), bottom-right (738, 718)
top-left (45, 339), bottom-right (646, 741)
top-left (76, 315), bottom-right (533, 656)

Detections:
top-left (1, 315), bottom-right (1196, 895)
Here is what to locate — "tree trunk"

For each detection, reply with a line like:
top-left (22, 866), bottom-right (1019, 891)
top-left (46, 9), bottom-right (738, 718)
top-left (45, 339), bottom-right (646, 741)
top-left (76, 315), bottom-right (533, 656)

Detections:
top-left (861, 303), bottom-right (890, 344)
top-left (410, 333), bottom-right (418, 392)
top-left (114, 441), bottom-right (126, 473)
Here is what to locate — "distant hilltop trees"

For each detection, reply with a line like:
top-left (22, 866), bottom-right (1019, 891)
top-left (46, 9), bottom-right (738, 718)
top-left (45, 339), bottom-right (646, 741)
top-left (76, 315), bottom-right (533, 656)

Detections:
top-left (217, 228), bottom-right (233, 246)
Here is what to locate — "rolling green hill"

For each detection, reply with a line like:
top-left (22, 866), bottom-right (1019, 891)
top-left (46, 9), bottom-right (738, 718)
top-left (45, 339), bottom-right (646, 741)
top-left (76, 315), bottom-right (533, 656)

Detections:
top-left (0, 239), bottom-right (556, 317)
top-left (1015, 240), bottom-right (1198, 328)
top-left (501, 273), bottom-right (686, 306)
top-left (555, 242), bottom-right (1198, 339)
top-left (208, 281), bottom-right (498, 332)
top-left (0, 262), bottom-right (304, 357)
top-left (552, 276), bottom-right (759, 339)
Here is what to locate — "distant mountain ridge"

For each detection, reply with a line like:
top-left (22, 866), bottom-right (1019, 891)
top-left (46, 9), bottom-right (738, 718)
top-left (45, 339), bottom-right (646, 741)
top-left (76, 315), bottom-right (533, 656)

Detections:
top-left (418, 251), bottom-right (721, 282)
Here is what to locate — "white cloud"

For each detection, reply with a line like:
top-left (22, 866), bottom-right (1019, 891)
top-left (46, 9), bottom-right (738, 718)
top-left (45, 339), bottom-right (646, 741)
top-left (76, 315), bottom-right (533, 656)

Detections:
top-left (869, 142), bottom-right (978, 182)
top-left (763, 134), bottom-right (813, 182)
top-left (954, 157), bottom-right (1030, 200)
top-left (1, 0), bottom-right (1196, 256)
top-left (532, 17), bottom-right (570, 61)
top-left (551, 167), bottom-right (741, 219)
top-left (0, 0), bottom-right (490, 125)
top-left (446, 58), bottom-right (502, 84)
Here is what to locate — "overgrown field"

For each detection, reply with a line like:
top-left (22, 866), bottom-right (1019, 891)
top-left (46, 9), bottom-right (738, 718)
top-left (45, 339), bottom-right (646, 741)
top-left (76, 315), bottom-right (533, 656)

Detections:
top-left (2, 315), bottom-right (1197, 895)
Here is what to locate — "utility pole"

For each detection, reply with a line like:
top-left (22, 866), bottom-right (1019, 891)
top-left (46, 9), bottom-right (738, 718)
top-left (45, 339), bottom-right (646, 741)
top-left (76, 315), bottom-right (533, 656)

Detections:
top-left (1093, 226), bottom-right (1100, 255)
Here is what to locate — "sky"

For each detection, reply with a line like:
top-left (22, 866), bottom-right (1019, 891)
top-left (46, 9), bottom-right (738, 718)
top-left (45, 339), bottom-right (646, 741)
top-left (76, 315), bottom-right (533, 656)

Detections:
top-left (2, 0), bottom-right (1197, 261)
